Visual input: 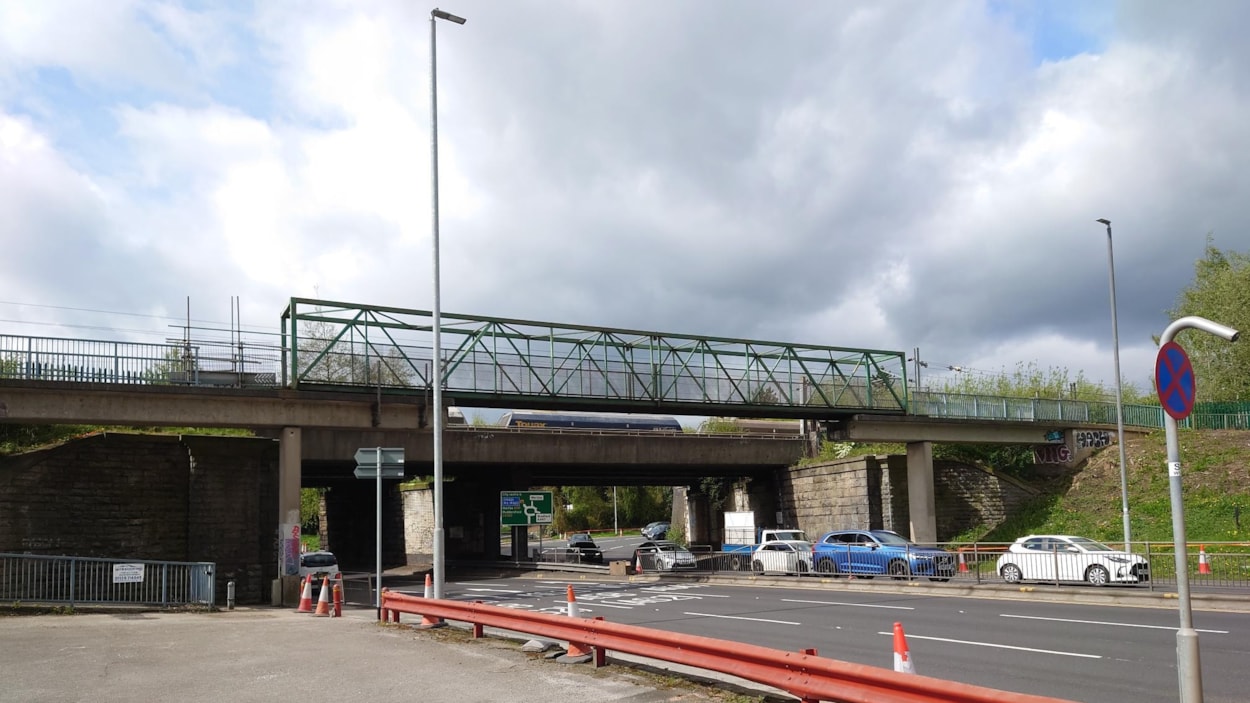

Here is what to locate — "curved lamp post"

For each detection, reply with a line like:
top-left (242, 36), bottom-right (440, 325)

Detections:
top-left (430, 6), bottom-right (465, 600)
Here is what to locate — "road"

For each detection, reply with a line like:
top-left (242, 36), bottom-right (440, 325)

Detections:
top-left (396, 575), bottom-right (1250, 703)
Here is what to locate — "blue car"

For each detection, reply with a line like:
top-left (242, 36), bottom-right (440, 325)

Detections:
top-left (813, 529), bottom-right (955, 581)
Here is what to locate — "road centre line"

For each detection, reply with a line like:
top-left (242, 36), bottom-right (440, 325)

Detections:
top-left (781, 598), bottom-right (914, 610)
top-left (684, 612), bottom-right (801, 626)
top-left (876, 631), bottom-right (1101, 659)
top-left (999, 613), bottom-right (1228, 634)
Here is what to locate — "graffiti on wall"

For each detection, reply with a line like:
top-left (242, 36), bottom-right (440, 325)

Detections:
top-left (1075, 430), bottom-right (1112, 449)
top-left (1034, 444), bottom-right (1073, 464)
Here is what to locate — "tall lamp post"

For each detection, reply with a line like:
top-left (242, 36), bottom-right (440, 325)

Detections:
top-left (1096, 218), bottom-right (1131, 549)
top-left (430, 6), bottom-right (465, 600)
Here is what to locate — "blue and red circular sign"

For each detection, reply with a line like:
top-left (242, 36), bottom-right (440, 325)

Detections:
top-left (1156, 341), bottom-right (1196, 420)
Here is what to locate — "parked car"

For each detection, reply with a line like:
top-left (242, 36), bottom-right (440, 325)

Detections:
top-left (299, 550), bottom-right (341, 595)
top-left (751, 540), bottom-right (814, 575)
top-left (813, 529), bottom-right (955, 581)
top-left (996, 535), bottom-right (1150, 586)
top-left (641, 521), bottom-right (670, 540)
top-left (633, 540), bottom-right (697, 571)
top-left (565, 533), bottom-right (604, 564)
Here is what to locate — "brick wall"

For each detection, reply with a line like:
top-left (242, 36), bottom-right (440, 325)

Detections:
top-left (0, 432), bottom-right (278, 604)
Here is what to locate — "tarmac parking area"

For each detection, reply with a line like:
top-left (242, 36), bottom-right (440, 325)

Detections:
top-left (0, 607), bottom-right (745, 703)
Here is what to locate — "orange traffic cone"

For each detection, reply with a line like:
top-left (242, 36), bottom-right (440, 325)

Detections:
top-left (634, 553), bottom-right (644, 574)
top-left (417, 574), bottom-right (444, 629)
top-left (296, 574), bottom-right (314, 613)
top-left (1199, 545), bottom-right (1212, 575)
top-left (893, 622), bottom-right (916, 674)
top-left (958, 551), bottom-right (969, 573)
top-left (313, 576), bottom-right (332, 616)
top-left (564, 585), bottom-right (593, 659)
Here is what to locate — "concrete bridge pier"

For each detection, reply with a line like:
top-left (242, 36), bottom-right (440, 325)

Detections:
top-left (906, 441), bottom-right (937, 544)
top-left (274, 427), bottom-right (302, 606)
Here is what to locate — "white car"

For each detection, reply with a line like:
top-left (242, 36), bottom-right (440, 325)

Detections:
top-left (996, 535), bottom-right (1149, 586)
top-left (751, 540), bottom-right (814, 575)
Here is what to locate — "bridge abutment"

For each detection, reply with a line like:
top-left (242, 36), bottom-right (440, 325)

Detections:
top-left (274, 427), bottom-right (302, 606)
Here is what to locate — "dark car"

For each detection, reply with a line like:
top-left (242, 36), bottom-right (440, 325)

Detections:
top-left (565, 534), bottom-right (604, 564)
top-left (640, 521), bottom-right (670, 540)
top-left (812, 529), bottom-right (955, 581)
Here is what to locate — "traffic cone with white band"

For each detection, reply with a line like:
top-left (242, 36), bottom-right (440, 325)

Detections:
top-left (563, 585), bottom-right (593, 660)
top-left (296, 574), bottom-right (314, 612)
top-left (1199, 545), bottom-right (1212, 575)
top-left (417, 573), bottom-right (445, 629)
top-left (958, 550), bottom-right (968, 573)
top-left (893, 622), bottom-right (916, 674)
top-left (313, 576), bottom-right (332, 616)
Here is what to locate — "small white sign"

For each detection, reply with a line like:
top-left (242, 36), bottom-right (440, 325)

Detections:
top-left (113, 563), bottom-right (145, 584)
top-left (1168, 461), bottom-right (1182, 477)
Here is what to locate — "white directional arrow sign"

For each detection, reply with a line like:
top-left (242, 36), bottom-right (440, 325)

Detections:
top-left (354, 447), bottom-right (405, 479)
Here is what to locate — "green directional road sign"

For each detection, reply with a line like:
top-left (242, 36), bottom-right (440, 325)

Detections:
top-left (500, 491), bottom-right (554, 526)
top-left (354, 447), bottom-right (405, 479)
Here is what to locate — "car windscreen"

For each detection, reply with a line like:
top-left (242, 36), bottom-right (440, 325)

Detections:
top-left (872, 532), bottom-right (912, 546)
top-left (1069, 537), bottom-right (1113, 551)
top-left (302, 554), bottom-right (337, 568)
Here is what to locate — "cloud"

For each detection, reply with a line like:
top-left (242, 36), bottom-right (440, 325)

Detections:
top-left (3, 0), bottom-right (1250, 398)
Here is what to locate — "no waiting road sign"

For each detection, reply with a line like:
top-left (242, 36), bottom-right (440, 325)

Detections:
top-left (1156, 341), bottom-right (1196, 420)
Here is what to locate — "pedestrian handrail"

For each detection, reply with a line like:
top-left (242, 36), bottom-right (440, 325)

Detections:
top-left (0, 553), bottom-right (215, 608)
top-left (380, 590), bottom-right (1076, 703)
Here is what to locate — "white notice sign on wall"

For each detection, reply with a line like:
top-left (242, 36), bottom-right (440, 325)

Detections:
top-left (112, 563), bottom-right (145, 584)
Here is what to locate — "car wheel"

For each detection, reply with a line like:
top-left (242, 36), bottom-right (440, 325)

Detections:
top-left (1086, 564), bottom-right (1110, 586)
top-left (816, 558), bottom-right (837, 575)
top-left (751, 560), bottom-right (764, 573)
top-left (887, 560), bottom-right (909, 579)
top-left (728, 555), bottom-right (744, 572)
top-left (928, 577), bottom-right (950, 582)
top-left (1000, 563), bottom-right (1022, 583)
top-left (797, 561), bottom-right (810, 574)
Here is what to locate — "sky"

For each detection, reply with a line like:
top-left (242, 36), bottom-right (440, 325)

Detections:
top-left (2, 0), bottom-right (1248, 422)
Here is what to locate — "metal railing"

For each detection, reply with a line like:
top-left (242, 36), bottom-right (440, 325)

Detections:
top-left (0, 553), bottom-right (216, 608)
top-left (660, 542), bottom-right (1250, 590)
top-left (4, 326), bottom-right (1250, 431)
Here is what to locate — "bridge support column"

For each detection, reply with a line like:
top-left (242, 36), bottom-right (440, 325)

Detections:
top-left (906, 441), bottom-right (937, 545)
top-left (273, 427), bottom-right (302, 605)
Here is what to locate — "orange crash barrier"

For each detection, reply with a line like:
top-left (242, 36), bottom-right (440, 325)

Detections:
top-left (380, 589), bottom-right (1078, 703)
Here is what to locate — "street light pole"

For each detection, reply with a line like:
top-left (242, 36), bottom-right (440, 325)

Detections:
top-left (1096, 219), bottom-right (1132, 550)
top-left (430, 6), bottom-right (465, 600)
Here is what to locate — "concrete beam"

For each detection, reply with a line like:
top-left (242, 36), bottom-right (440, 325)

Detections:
top-left (906, 441), bottom-right (936, 544)
top-left (0, 381), bottom-right (423, 429)
top-left (828, 414), bottom-right (1100, 445)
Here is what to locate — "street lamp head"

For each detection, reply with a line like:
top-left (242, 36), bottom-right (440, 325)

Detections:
top-left (1096, 218), bottom-right (1111, 226)
top-left (432, 9), bottom-right (467, 24)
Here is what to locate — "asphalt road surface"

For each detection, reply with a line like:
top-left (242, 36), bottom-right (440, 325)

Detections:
top-left (425, 575), bottom-right (1250, 703)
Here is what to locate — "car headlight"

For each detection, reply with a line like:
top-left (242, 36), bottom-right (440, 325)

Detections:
top-left (1107, 556), bottom-right (1130, 563)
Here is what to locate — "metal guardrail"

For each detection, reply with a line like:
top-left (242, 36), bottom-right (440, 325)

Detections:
top-left (381, 589), bottom-right (1077, 703)
top-left (0, 553), bottom-right (216, 608)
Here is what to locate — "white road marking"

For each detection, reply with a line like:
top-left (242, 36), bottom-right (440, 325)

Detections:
top-left (642, 589), bottom-right (729, 597)
top-left (877, 631), bottom-right (1101, 659)
top-left (781, 598), bottom-right (914, 611)
top-left (684, 612), bottom-right (801, 626)
top-left (463, 588), bottom-right (523, 594)
top-left (1000, 613), bottom-right (1228, 634)
top-left (555, 600), bottom-right (633, 609)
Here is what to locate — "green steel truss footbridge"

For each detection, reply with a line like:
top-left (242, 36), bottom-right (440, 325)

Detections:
top-left (0, 297), bottom-right (1225, 429)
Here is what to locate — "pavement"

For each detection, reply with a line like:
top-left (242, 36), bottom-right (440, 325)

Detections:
top-left (0, 605), bottom-right (764, 703)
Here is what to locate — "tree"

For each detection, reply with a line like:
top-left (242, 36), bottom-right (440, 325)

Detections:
top-left (1167, 237), bottom-right (1250, 401)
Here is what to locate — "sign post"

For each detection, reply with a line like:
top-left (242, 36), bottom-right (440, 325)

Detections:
top-left (355, 447), bottom-right (405, 620)
top-left (501, 491), bottom-right (554, 561)
top-left (1155, 319), bottom-right (1238, 703)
